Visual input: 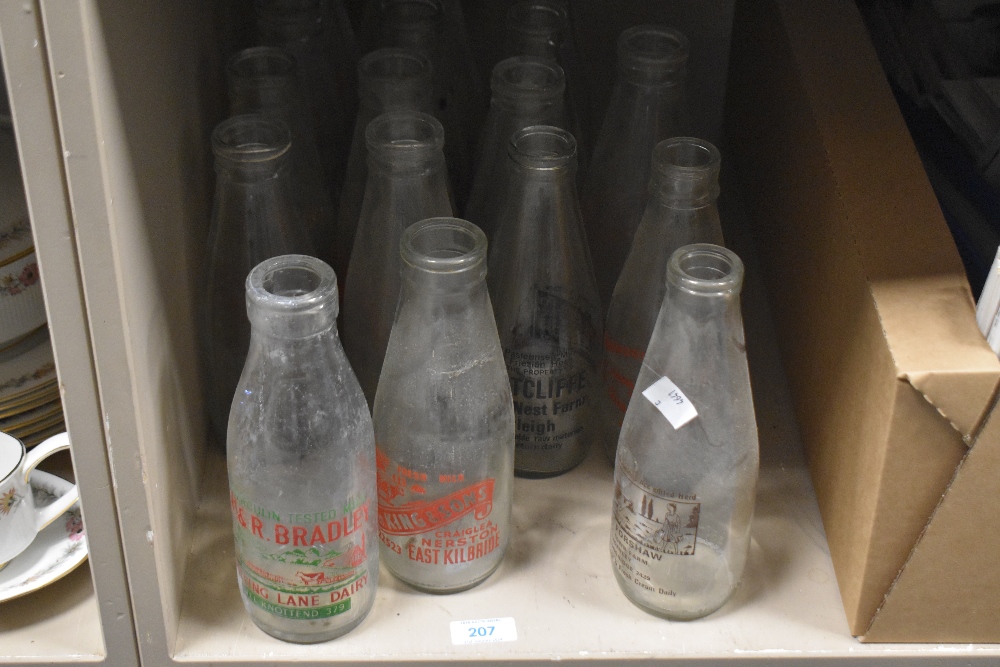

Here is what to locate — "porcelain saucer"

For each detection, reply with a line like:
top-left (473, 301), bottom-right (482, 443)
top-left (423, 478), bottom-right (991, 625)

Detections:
top-left (0, 469), bottom-right (87, 602)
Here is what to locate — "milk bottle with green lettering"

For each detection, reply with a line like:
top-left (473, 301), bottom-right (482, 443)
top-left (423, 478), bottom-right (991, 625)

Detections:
top-left (228, 254), bottom-right (378, 643)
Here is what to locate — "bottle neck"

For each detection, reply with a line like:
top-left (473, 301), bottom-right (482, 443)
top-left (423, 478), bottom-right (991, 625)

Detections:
top-left (663, 244), bottom-right (743, 322)
top-left (378, 0), bottom-right (442, 61)
top-left (246, 255), bottom-right (339, 340)
top-left (212, 115), bottom-right (294, 184)
top-left (615, 25), bottom-right (688, 87)
top-left (400, 217), bottom-right (488, 297)
top-left (648, 137), bottom-right (721, 208)
top-left (365, 111), bottom-right (447, 175)
top-left (358, 49), bottom-right (434, 115)
top-left (504, 1), bottom-right (567, 61)
top-left (490, 56), bottom-right (565, 117)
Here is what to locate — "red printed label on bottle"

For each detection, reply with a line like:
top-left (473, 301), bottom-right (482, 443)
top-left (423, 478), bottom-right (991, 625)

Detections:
top-left (230, 490), bottom-right (372, 620)
top-left (603, 332), bottom-right (645, 418)
top-left (376, 447), bottom-right (501, 565)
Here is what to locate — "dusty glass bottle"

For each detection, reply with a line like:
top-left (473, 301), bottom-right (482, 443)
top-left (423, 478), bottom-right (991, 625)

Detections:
top-left (257, 0), bottom-right (358, 203)
top-left (503, 0), bottom-right (587, 165)
top-left (598, 137), bottom-right (724, 461)
top-left (582, 25), bottom-right (689, 311)
top-left (341, 112), bottom-right (453, 406)
top-left (373, 217), bottom-right (515, 593)
top-left (370, 0), bottom-right (483, 208)
top-left (227, 46), bottom-right (338, 259)
top-left (336, 48), bottom-right (435, 281)
top-left (488, 126), bottom-right (601, 477)
top-left (610, 243), bottom-right (758, 621)
top-left (465, 56), bottom-right (566, 239)
top-left (204, 115), bottom-right (314, 443)
top-left (228, 254), bottom-right (378, 643)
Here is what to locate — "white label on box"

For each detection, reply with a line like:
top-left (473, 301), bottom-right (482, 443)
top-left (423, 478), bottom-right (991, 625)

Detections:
top-left (642, 376), bottom-right (698, 429)
top-left (450, 617), bottom-right (517, 645)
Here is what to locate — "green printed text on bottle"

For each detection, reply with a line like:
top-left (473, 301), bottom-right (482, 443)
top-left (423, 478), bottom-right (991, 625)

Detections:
top-left (230, 488), bottom-right (372, 620)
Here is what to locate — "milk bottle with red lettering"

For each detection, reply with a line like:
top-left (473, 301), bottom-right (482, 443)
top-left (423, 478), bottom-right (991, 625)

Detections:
top-left (227, 255), bottom-right (378, 643)
top-left (373, 218), bottom-right (516, 592)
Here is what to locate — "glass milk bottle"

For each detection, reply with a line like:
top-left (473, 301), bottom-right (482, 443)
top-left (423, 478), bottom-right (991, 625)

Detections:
top-left (488, 125), bottom-right (601, 476)
top-left (465, 56), bottom-right (566, 239)
top-left (373, 217), bottom-right (515, 593)
top-left (341, 112), bottom-right (453, 406)
top-left (610, 244), bottom-right (758, 620)
top-left (203, 115), bottom-right (314, 442)
top-left (228, 254), bottom-right (378, 642)
top-left (598, 137), bottom-right (724, 461)
top-left (583, 25), bottom-right (689, 311)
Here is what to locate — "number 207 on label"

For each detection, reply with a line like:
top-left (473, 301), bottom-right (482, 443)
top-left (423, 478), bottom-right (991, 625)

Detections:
top-left (450, 617), bottom-right (518, 645)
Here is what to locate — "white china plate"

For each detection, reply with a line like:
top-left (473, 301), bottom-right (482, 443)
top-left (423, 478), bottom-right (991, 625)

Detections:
top-left (0, 469), bottom-right (87, 603)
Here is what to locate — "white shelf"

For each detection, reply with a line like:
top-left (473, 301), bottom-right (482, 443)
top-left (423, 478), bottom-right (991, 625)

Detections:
top-left (0, 564), bottom-right (104, 663)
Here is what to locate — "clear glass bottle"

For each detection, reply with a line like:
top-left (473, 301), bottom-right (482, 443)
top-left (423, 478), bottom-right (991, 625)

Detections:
top-left (582, 25), bottom-right (689, 311)
top-left (488, 126), bottom-right (601, 477)
top-left (465, 56), bottom-right (566, 239)
top-left (204, 115), bottom-right (314, 443)
top-left (256, 0), bottom-right (358, 204)
top-left (503, 0), bottom-right (587, 166)
top-left (341, 112), bottom-right (453, 406)
top-left (335, 47), bottom-right (435, 282)
top-left (598, 137), bottom-right (724, 461)
top-left (227, 46), bottom-right (338, 260)
top-left (373, 217), bottom-right (515, 593)
top-left (610, 243), bottom-right (758, 621)
top-left (370, 0), bottom-right (483, 209)
top-left (228, 254), bottom-right (378, 642)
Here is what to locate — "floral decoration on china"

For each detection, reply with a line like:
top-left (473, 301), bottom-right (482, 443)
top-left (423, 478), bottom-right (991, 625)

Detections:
top-left (0, 219), bottom-right (31, 253)
top-left (0, 262), bottom-right (39, 297)
top-left (0, 362), bottom-right (56, 394)
top-left (0, 487), bottom-right (22, 516)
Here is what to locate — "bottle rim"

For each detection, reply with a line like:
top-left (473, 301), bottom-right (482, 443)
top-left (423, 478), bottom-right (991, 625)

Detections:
top-left (365, 111), bottom-right (445, 156)
top-left (617, 25), bottom-right (689, 77)
top-left (667, 244), bottom-right (743, 296)
top-left (508, 125), bottom-right (576, 169)
top-left (491, 56), bottom-right (566, 100)
top-left (401, 217), bottom-right (487, 276)
top-left (653, 137), bottom-right (720, 175)
top-left (358, 47), bottom-right (434, 90)
top-left (246, 254), bottom-right (338, 314)
top-left (212, 114), bottom-right (291, 164)
top-left (506, 0), bottom-right (567, 39)
top-left (256, 0), bottom-right (324, 33)
top-left (227, 46), bottom-right (297, 83)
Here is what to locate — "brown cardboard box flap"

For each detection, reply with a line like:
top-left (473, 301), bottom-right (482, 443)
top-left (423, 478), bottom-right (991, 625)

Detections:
top-left (871, 276), bottom-right (1000, 440)
top-left (863, 402), bottom-right (1000, 642)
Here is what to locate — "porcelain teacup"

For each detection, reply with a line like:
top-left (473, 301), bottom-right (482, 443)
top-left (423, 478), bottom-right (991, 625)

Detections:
top-left (0, 431), bottom-right (79, 567)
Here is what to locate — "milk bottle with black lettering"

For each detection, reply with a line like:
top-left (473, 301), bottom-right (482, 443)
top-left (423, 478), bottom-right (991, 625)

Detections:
top-left (228, 255), bottom-right (378, 642)
top-left (373, 218), bottom-right (515, 592)
top-left (488, 126), bottom-right (602, 477)
top-left (610, 244), bottom-right (758, 620)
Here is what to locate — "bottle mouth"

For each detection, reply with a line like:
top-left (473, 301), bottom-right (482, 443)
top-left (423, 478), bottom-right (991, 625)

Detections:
top-left (212, 114), bottom-right (291, 164)
top-left (256, 0), bottom-right (323, 33)
top-left (506, 0), bottom-right (567, 38)
top-left (401, 218), bottom-right (487, 278)
top-left (227, 47), bottom-right (296, 82)
top-left (247, 254), bottom-right (338, 315)
top-left (365, 111), bottom-right (445, 157)
top-left (618, 25), bottom-right (689, 81)
top-left (667, 244), bottom-right (743, 296)
top-left (651, 137), bottom-right (721, 203)
top-left (359, 47), bottom-right (433, 89)
top-left (508, 125), bottom-right (576, 169)
top-left (491, 56), bottom-right (566, 100)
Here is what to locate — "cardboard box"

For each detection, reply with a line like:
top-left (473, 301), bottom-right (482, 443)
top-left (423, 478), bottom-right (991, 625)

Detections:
top-left (725, 0), bottom-right (1000, 642)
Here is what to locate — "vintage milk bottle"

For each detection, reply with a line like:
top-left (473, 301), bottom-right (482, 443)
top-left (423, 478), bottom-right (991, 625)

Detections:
top-left (373, 217), bottom-right (515, 592)
top-left (228, 254), bottom-right (378, 642)
top-left (336, 47), bottom-right (435, 280)
top-left (203, 115), bottom-right (314, 442)
top-left (341, 112), bottom-right (453, 406)
top-left (583, 25), bottom-right (689, 310)
top-left (488, 126), bottom-right (601, 477)
top-left (610, 244), bottom-right (758, 620)
top-left (598, 137), bottom-right (724, 460)
top-left (465, 56), bottom-right (566, 239)
top-left (227, 46), bottom-right (337, 259)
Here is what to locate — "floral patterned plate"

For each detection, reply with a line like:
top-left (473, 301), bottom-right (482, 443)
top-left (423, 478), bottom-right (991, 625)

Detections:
top-left (0, 469), bottom-right (87, 602)
top-left (0, 327), bottom-right (56, 405)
